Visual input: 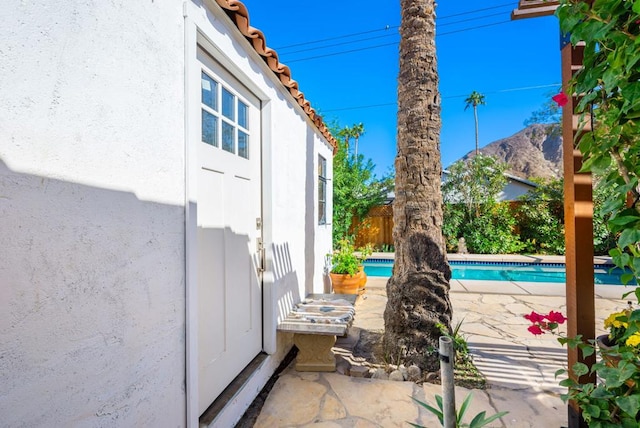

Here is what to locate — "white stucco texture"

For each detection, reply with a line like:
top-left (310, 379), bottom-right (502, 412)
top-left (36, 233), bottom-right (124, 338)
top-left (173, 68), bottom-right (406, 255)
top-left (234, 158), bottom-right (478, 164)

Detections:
top-left (1, 1), bottom-right (186, 426)
top-left (1, 0), bottom-right (336, 424)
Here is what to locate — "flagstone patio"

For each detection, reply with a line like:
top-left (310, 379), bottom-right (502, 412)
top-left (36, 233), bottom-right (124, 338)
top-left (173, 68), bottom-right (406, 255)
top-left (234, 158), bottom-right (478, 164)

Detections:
top-left (251, 269), bottom-right (629, 427)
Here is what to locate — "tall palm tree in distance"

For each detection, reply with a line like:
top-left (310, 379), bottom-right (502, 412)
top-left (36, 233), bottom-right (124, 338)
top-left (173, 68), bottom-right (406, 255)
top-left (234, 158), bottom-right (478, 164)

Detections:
top-left (352, 123), bottom-right (365, 159)
top-left (383, 0), bottom-right (453, 372)
top-left (464, 91), bottom-right (486, 155)
top-left (338, 123), bottom-right (365, 158)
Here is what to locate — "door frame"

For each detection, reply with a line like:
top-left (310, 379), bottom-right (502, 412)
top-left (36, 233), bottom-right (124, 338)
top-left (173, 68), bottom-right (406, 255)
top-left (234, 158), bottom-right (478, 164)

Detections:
top-left (184, 8), bottom-right (277, 426)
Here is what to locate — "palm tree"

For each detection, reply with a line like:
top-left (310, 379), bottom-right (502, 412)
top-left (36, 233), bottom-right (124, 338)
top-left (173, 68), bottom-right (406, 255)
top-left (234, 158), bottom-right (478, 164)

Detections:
top-left (352, 122), bottom-right (365, 159)
top-left (338, 123), bottom-right (365, 158)
top-left (464, 91), bottom-right (486, 155)
top-left (383, 0), bottom-right (452, 372)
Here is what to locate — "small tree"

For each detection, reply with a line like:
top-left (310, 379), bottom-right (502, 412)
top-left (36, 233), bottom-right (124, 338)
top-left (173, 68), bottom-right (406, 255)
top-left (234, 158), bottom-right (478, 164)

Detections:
top-left (443, 154), bottom-right (506, 219)
top-left (330, 122), bottom-right (393, 246)
top-left (524, 90), bottom-right (563, 138)
top-left (442, 154), bottom-right (523, 254)
top-left (524, 91), bottom-right (563, 127)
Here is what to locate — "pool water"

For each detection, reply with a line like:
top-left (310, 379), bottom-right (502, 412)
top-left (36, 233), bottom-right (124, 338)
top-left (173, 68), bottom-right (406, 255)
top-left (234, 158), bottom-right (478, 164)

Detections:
top-left (363, 260), bottom-right (634, 285)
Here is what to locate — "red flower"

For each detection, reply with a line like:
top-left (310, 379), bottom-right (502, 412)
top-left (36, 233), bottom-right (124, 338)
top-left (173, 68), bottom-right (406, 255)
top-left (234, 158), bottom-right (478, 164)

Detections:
top-left (552, 92), bottom-right (569, 107)
top-left (546, 311), bottom-right (567, 324)
top-left (524, 311), bottom-right (545, 323)
top-left (528, 325), bottom-right (544, 335)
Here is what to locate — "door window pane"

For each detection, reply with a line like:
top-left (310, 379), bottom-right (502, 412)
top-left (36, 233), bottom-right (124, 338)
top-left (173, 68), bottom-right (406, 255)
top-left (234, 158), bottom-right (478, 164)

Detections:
top-left (222, 121), bottom-right (235, 153)
top-left (238, 131), bottom-right (249, 159)
top-left (201, 72), bottom-right (217, 110)
top-left (222, 88), bottom-right (235, 120)
top-left (200, 68), bottom-right (252, 159)
top-left (238, 101), bottom-right (248, 129)
top-left (202, 110), bottom-right (218, 147)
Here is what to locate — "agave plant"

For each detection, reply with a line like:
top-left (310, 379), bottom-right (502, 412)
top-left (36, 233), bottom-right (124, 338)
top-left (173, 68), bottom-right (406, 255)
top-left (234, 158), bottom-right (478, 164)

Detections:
top-left (409, 393), bottom-right (508, 428)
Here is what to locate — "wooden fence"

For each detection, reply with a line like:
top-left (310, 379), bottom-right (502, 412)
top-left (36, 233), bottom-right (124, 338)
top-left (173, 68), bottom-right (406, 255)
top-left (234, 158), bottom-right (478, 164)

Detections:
top-left (351, 201), bottom-right (533, 250)
top-left (351, 205), bottom-right (394, 249)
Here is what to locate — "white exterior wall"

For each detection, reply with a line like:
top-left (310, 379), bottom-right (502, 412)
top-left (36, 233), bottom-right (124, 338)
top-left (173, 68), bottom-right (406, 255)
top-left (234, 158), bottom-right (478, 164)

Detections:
top-left (1, 2), bottom-right (182, 427)
top-left (0, 1), bottom-right (333, 426)
top-left (498, 180), bottom-right (536, 201)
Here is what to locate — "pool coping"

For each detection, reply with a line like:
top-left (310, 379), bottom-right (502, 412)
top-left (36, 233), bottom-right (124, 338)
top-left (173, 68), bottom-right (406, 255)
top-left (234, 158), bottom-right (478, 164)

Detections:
top-left (367, 252), bottom-right (613, 265)
top-left (365, 276), bottom-right (629, 299)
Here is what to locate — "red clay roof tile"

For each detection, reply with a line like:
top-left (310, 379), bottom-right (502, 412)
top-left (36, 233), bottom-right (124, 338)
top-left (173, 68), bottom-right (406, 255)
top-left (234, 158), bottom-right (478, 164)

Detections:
top-left (214, 0), bottom-right (338, 152)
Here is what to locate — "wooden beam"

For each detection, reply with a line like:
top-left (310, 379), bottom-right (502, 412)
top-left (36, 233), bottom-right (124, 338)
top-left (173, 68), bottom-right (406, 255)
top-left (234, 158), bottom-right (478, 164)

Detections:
top-left (518, 0), bottom-right (560, 9)
top-left (511, 0), bottom-right (559, 20)
top-left (561, 41), bottom-right (596, 428)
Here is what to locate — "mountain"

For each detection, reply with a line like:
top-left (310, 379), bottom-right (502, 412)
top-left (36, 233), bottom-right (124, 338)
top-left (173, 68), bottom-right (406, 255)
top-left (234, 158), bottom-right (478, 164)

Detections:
top-left (461, 123), bottom-right (563, 180)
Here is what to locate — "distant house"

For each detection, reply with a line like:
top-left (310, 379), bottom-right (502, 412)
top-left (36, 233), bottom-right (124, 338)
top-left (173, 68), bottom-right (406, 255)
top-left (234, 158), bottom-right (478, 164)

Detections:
top-left (384, 171), bottom-right (538, 203)
top-left (497, 172), bottom-right (539, 201)
top-left (1, 1), bottom-right (334, 426)
top-left (442, 170), bottom-right (539, 202)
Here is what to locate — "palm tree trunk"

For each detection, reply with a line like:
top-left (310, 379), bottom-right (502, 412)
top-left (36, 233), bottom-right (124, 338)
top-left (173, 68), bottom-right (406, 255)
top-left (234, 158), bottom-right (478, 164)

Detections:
top-left (474, 105), bottom-right (479, 155)
top-left (383, 0), bottom-right (452, 372)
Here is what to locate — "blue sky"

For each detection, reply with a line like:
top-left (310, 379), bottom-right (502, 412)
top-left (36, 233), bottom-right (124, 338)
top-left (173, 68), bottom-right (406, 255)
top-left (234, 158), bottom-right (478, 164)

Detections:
top-left (238, 1), bottom-right (561, 177)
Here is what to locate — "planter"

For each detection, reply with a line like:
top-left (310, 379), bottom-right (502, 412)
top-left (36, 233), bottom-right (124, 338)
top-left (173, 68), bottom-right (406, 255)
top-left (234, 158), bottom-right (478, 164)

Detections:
top-left (356, 265), bottom-right (367, 296)
top-left (330, 272), bottom-right (360, 295)
top-left (597, 334), bottom-right (637, 388)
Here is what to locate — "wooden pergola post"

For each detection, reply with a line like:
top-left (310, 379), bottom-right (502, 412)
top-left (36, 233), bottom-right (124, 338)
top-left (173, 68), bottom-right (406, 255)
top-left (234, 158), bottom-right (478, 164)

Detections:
top-left (512, 2), bottom-right (595, 427)
top-left (561, 36), bottom-right (596, 428)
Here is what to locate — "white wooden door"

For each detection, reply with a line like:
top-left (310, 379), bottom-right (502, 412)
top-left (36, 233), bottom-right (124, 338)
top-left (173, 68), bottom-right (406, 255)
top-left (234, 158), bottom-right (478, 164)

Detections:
top-left (196, 47), bottom-right (263, 415)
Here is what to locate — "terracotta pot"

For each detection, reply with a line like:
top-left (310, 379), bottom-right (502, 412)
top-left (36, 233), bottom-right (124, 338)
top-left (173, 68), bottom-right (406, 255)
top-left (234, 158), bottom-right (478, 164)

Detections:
top-left (330, 272), bottom-right (360, 295)
top-left (356, 265), bottom-right (367, 296)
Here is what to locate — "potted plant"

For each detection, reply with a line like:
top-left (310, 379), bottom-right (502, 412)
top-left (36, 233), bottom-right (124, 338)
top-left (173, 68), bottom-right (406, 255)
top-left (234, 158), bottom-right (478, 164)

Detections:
top-left (329, 240), bottom-right (372, 295)
top-left (524, 307), bottom-right (640, 426)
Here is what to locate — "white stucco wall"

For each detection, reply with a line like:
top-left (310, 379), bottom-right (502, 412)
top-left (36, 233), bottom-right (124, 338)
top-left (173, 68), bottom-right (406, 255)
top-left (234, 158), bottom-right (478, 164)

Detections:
top-left (0, 2), bottom-right (186, 426)
top-left (498, 180), bottom-right (536, 201)
top-left (1, 0), bottom-right (334, 426)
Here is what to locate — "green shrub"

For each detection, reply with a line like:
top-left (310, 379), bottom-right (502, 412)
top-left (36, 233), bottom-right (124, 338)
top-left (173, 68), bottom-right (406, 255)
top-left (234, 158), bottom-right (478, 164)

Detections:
top-left (462, 204), bottom-right (524, 254)
top-left (515, 179), bottom-right (565, 255)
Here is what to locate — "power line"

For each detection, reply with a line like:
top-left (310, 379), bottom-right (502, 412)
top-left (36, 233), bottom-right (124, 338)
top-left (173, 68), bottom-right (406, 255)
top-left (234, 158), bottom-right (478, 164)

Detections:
top-left (322, 83), bottom-right (561, 112)
top-left (286, 41), bottom-right (398, 63)
top-left (273, 2), bottom-right (515, 51)
top-left (280, 12), bottom-right (507, 58)
top-left (323, 102), bottom-right (397, 113)
top-left (281, 32), bottom-right (398, 56)
top-left (275, 26), bottom-right (396, 51)
top-left (439, 20), bottom-right (512, 37)
top-left (438, 11), bottom-right (508, 28)
top-left (285, 20), bottom-right (512, 63)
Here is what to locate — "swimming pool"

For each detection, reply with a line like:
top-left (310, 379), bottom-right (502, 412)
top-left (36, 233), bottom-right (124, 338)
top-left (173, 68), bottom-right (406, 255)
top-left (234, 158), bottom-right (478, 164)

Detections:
top-left (363, 259), bottom-right (634, 285)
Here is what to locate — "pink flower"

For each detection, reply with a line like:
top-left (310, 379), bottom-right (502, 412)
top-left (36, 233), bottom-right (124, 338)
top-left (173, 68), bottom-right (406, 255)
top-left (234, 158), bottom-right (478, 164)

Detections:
top-left (546, 311), bottom-right (567, 324)
top-left (552, 92), bottom-right (569, 107)
top-left (528, 325), bottom-right (544, 335)
top-left (524, 311), bottom-right (545, 323)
